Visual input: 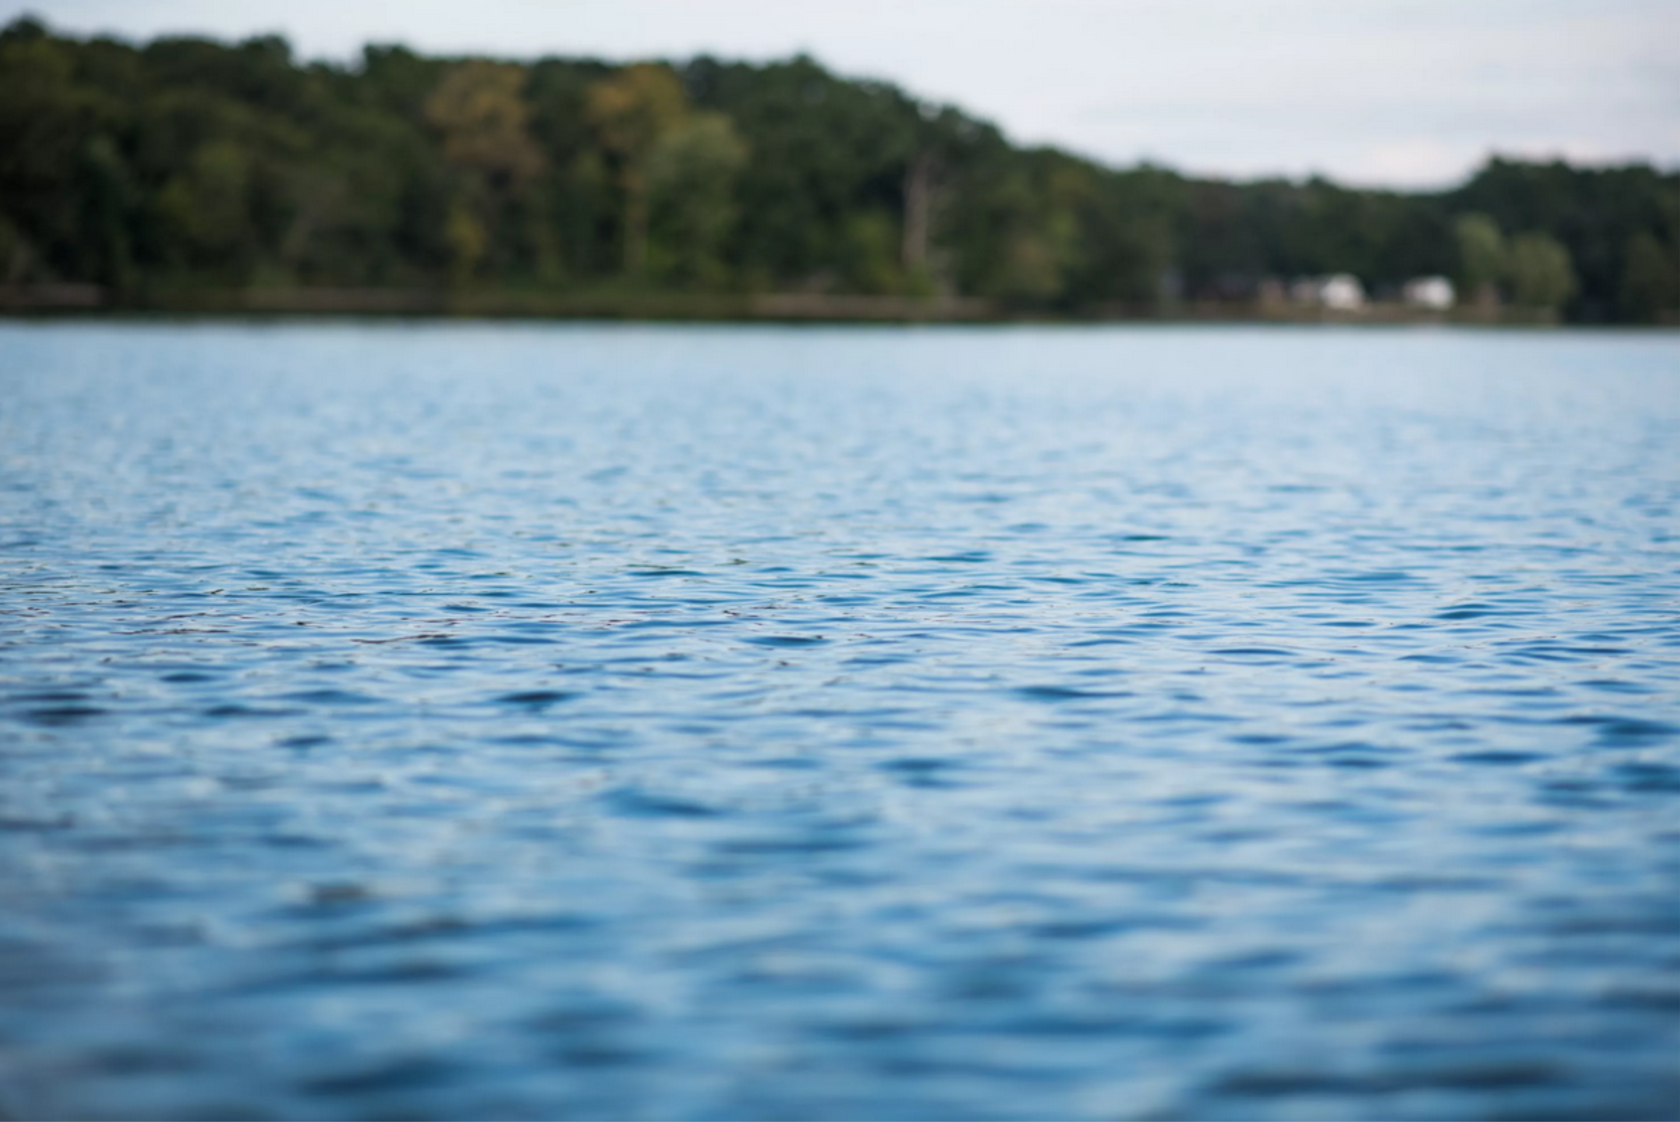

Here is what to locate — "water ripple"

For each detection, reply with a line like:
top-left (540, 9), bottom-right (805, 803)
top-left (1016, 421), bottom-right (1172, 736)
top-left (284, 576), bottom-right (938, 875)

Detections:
top-left (1, 323), bottom-right (1677, 1120)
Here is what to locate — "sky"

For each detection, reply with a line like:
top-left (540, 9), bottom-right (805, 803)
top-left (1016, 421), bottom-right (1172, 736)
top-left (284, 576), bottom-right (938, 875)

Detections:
top-left (12, 0), bottom-right (1679, 188)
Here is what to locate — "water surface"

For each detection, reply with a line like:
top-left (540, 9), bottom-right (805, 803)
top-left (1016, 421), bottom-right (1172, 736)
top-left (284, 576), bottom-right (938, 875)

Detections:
top-left (2, 323), bottom-right (1678, 1119)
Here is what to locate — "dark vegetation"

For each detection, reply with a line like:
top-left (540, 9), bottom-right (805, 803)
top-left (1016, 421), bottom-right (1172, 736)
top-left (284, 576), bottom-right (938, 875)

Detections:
top-left (1, 16), bottom-right (1676, 322)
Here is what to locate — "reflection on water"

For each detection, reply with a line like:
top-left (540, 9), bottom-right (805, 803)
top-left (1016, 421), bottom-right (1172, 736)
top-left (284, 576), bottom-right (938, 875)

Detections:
top-left (1, 323), bottom-right (1677, 1120)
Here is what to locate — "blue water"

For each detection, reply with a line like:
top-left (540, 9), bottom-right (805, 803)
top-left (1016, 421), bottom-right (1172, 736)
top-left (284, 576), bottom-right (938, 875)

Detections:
top-left (2, 322), bottom-right (1678, 1120)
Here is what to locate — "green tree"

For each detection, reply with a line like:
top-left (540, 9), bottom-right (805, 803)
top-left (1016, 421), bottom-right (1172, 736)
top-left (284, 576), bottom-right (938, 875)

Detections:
top-left (424, 61), bottom-right (543, 191)
top-left (1454, 213), bottom-right (1505, 304)
top-left (833, 212), bottom-right (901, 294)
top-left (0, 24), bottom-right (115, 282)
top-left (646, 111), bottom-right (748, 286)
top-left (996, 233), bottom-right (1061, 303)
top-left (1505, 232), bottom-right (1575, 312)
top-left (584, 64), bottom-right (689, 274)
top-left (156, 140), bottom-right (257, 278)
top-left (81, 134), bottom-right (137, 288)
top-left (1618, 232), bottom-right (1679, 323)
top-left (0, 208), bottom-right (32, 282)
top-left (424, 61), bottom-right (543, 284)
top-left (443, 197), bottom-right (487, 286)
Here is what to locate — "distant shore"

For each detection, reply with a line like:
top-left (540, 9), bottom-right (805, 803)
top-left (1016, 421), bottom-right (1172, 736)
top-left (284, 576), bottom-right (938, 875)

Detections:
top-left (0, 285), bottom-right (1594, 326)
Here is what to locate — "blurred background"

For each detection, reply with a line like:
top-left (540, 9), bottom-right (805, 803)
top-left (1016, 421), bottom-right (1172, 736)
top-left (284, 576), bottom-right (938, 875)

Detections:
top-left (1, 0), bottom-right (1676, 322)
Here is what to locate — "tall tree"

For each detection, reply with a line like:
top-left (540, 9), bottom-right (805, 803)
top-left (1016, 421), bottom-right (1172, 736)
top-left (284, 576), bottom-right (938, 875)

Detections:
top-left (424, 61), bottom-right (544, 283)
top-left (584, 64), bottom-right (688, 275)
top-left (646, 111), bottom-right (748, 286)
top-left (1618, 232), bottom-right (1679, 323)
top-left (1505, 232), bottom-right (1575, 312)
top-left (1455, 214), bottom-right (1506, 306)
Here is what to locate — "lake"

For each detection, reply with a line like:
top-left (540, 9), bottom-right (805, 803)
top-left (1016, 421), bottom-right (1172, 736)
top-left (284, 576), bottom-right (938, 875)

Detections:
top-left (1, 322), bottom-right (1677, 1119)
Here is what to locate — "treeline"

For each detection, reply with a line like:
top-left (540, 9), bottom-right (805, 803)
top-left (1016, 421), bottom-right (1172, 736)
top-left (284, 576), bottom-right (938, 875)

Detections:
top-left (1, 16), bottom-right (1676, 322)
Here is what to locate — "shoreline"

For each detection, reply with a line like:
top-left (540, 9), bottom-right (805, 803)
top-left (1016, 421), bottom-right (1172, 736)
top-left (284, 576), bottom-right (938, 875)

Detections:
top-left (0, 284), bottom-right (1601, 326)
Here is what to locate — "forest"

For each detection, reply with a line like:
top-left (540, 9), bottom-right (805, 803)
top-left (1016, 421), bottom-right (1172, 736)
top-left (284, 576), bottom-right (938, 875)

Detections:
top-left (1, 15), bottom-right (1676, 323)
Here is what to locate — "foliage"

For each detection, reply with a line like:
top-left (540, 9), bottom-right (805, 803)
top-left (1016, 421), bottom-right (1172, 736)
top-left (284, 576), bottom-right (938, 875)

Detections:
top-left (585, 63), bottom-right (688, 273)
top-left (1619, 232), bottom-right (1680, 323)
top-left (646, 112), bottom-right (748, 286)
top-left (425, 62), bottom-right (544, 189)
top-left (1, 17), bottom-right (1675, 322)
top-left (1505, 232), bottom-right (1576, 311)
top-left (1455, 213), bottom-right (1505, 302)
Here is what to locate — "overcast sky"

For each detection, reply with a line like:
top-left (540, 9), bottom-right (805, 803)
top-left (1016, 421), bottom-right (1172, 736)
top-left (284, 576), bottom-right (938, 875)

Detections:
top-left (13, 0), bottom-right (1679, 187)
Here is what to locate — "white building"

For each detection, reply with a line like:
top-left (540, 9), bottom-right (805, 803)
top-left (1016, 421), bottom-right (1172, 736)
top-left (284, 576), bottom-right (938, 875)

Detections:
top-left (1402, 276), bottom-right (1456, 310)
top-left (1319, 274), bottom-right (1366, 311)
top-left (1290, 274), bottom-right (1367, 311)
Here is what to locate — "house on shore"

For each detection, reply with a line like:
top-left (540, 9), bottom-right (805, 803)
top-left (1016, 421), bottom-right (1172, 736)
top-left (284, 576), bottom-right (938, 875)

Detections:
top-left (1290, 274), bottom-right (1367, 311)
top-left (1402, 276), bottom-right (1456, 310)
